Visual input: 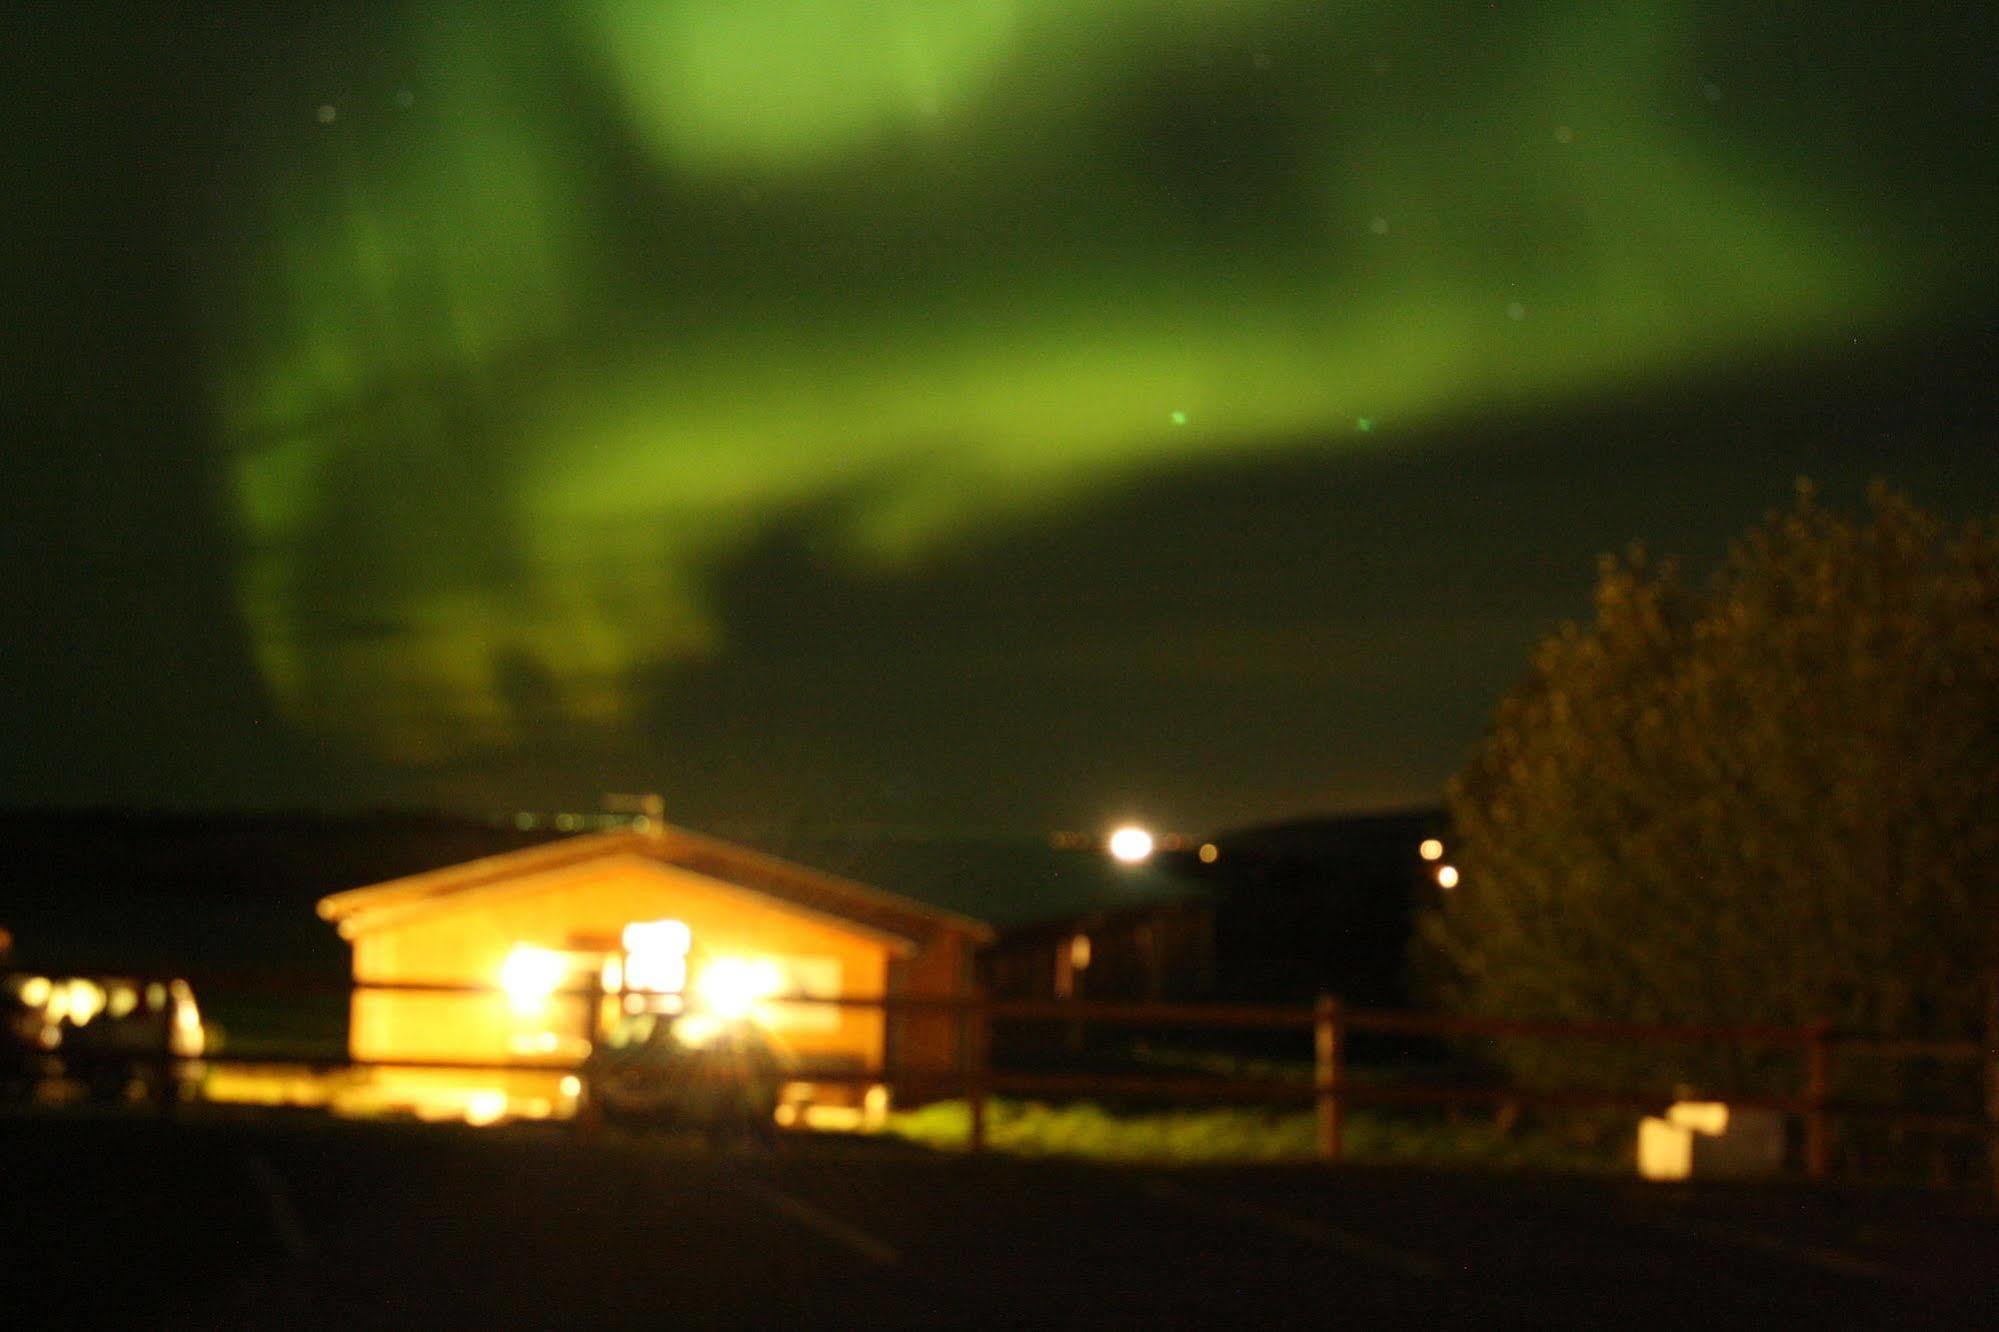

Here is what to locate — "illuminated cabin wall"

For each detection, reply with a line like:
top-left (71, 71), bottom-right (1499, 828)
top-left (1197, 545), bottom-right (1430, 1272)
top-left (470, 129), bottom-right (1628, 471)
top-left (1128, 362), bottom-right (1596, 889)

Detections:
top-left (345, 854), bottom-right (893, 1070)
top-left (884, 927), bottom-right (972, 1076)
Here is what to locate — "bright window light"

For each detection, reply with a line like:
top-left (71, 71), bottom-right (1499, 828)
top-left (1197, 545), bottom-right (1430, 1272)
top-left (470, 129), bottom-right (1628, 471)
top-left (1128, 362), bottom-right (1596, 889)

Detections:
top-left (622, 918), bottom-right (691, 955)
top-left (694, 956), bottom-right (785, 1020)
top-left (500, 945), bottom-right (567, 1016)
top-left (623, 918), bottom-right (692, 994)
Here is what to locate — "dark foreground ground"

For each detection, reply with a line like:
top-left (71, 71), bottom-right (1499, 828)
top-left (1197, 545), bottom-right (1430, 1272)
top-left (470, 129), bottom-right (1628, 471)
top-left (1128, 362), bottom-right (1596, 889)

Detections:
top-left (4, 1111), bottom-right (1995, 1329)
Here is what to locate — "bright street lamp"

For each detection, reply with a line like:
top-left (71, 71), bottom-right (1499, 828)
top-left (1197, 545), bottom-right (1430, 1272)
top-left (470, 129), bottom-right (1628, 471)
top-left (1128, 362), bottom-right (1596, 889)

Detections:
top-left (1107, 825), bottom-right (1155, 864)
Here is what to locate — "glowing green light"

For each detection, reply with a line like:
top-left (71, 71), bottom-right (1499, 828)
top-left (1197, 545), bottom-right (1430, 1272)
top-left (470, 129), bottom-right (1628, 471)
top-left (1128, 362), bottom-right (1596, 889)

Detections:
top-left (205, 0), bottom-right (1942, 764)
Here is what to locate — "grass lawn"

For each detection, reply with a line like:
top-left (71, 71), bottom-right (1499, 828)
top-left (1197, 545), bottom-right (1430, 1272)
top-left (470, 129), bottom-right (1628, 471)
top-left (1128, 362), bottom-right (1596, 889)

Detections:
top-left (886, 1097), bottom-right (1631, 1173)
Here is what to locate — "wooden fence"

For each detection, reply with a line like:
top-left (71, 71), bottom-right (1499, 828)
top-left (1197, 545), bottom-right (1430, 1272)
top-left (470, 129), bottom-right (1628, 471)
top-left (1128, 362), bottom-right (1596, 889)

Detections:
top-left (7, 970), bottom-right (1995, 1191)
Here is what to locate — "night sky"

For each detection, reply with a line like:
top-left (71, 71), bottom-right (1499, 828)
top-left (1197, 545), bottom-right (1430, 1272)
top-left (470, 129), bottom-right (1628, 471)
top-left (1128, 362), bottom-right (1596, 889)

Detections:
top-left (4, 2), bottom-right (1995, 836)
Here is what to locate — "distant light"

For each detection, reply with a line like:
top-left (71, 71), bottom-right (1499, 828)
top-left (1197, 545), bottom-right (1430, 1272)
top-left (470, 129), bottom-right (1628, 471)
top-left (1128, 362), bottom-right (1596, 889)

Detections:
top-left (16, 976), bottom-right (51, 1008)
top-left (315, 104), bottom-right (337, 124)
top-left (1170, 409), bottom-right (1188, 426)
top-left (1108, 826), bottom-right (1155, 863)
top-left (1198, 842), bottom-right (1219, 864)
top-left (1436, 864), bottom-right (1460, 890)
top-left (169, 979), bottom-right (204, 1057)
top-left (1419, 838), bottom-right (1444, 861)
top-left (1069, 934), bottom-right (1092, 971)
top-left (1355, 416), bottom-right (1373, 433)
top-left (559, 1075), bottom-right (582, 1098)
top-left (58, 979), bottom-right (106, 1026)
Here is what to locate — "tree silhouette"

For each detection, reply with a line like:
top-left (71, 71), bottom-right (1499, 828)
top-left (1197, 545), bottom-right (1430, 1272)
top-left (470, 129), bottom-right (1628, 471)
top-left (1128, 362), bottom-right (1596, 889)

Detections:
top-left (1421, 482), bottom-right (1999, 1094)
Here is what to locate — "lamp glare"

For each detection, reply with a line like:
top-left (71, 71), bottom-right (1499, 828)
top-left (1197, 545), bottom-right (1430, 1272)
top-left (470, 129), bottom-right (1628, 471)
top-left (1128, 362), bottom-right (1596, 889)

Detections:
top-left (1108, 826), bottom-right (1155, 863)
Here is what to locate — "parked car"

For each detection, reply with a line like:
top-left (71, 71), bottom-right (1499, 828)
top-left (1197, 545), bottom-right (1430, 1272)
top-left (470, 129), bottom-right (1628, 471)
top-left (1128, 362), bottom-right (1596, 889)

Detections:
top-left (1, 972), bottom-right (204, 1104)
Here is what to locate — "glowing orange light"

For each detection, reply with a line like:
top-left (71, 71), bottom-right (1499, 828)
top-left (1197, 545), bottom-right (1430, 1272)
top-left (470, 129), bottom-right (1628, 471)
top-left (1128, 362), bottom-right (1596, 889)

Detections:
top-left (695, 956), bottom-right (784, 1020)
top-left (500, 946), bottom-right (567, 1016)
top-left (464, 1090), bottom-right (508, 1126)
top-left (1419, 838), bottom-right (1444, 861)
top-left (623, 918), bottom-right (691, 994)
top-left (1436, 864), bottom-right (1460, 889)
top-left (169, 979), bottom-right (205, 1057)
top-left (672, 1012), bottom-right (726, 1047)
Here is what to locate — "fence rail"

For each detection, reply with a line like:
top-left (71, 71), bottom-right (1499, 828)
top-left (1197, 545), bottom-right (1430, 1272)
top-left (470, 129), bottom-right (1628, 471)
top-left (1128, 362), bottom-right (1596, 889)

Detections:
top-left (7, 970), bottom-right (1995, 1190)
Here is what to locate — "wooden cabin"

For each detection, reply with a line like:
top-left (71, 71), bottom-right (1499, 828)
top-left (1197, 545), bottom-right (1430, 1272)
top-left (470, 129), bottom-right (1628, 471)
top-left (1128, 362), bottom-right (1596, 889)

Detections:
top-left (316, 825), bottom-right (992, 1123)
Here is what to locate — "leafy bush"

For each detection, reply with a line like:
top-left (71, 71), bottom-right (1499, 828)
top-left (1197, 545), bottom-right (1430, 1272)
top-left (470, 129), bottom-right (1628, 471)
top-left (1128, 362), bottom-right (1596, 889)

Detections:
top-left (1421, 483), bottom-right (1999, 1097)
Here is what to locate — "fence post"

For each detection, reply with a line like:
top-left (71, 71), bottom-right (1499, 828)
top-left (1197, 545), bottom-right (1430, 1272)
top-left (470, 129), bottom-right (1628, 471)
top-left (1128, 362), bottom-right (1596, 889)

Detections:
top-left (1315, 994), bottom-right (1344, 1164)
top-left (1804, 1018), bottom-right (1832, 1181)
top-left (965, 990), bottom-right (990, 1154)
top-left (574, 969), bottom-right (605, 1139)
top-left (1984, 962), bottom-right (1998, 1203)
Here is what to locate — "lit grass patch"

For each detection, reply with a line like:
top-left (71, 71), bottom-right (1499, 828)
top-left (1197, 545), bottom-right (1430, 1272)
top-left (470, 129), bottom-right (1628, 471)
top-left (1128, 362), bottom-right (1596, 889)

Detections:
top-left (886, 1098), bottom-right (1627, 1172)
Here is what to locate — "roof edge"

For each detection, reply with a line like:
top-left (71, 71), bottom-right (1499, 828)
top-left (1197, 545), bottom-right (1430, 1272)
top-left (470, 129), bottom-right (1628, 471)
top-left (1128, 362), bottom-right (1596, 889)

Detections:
top-left (317, 825), bottom-right (997, 943)
top-left (334, 851), bottom-right (925, 955)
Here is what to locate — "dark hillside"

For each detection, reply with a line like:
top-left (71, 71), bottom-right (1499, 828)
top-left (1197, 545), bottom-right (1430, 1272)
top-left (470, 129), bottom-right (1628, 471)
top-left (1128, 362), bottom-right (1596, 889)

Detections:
top-left (0, 810), bottom-right (558, 976)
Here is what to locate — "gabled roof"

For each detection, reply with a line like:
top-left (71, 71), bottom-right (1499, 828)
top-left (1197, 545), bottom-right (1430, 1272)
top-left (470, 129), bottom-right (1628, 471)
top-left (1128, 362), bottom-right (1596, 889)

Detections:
top-left (317, 825), bottom-right (996, 946)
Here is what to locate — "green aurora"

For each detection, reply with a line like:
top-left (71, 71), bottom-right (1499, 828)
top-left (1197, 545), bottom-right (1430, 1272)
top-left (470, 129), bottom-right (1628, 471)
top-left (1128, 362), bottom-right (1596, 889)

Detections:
top-left (197, 1), bottom-right (1990, 804)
